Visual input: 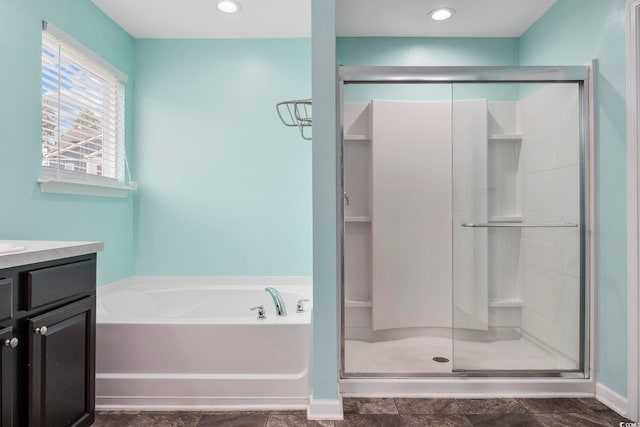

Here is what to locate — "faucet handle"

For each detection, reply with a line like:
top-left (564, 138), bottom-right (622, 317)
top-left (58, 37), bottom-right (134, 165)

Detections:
top-left (250, 305), bottom-right (266, 319)
top-left (296, 299), bottom-right (310, 313)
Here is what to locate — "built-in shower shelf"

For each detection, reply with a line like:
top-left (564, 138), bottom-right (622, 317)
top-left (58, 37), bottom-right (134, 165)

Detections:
top-left (344, 134), bottom-right (371, 142)
top-left (345, 216), bottom-right (372, 223)
top-left (488, 215), bottom-right (523, 223)
top-left (489, 134), bottom-right (523, 141)
top-left (489, 298), bottom-right (523, 308)
top-left (345, 299), bottom-right (372, 308)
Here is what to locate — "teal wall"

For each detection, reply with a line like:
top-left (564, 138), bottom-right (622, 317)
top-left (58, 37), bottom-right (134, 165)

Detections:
top-left (342, 81), bottom-right (522, 103)
top-left (338, 38), bottom-right (520, 102)
top-left (133, 39), bottom-right (312, 276)
top-left (0, 0), bottom-right (135, 285)
top-left (338, 37), bottom-right (519, 66)
top-left (520, 0), bottom-right (628, 398)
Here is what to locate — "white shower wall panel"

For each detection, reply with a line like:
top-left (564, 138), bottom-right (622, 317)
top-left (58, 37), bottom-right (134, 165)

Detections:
top-left (523, 228), bottom-right (581, 278)
top-left (488, 143), bottom-right (520, 218)
top-left (371, 100), bottom-right (453, 331)
top-left (520, 83), bottom-right (581, 365)
top-left (523, 166), bottom-right (580, 224)
top-left (452, 99), bottom-right (489, 331)
top-left (521, 269), bottom-right (581, 364)
top-left (488, 229), bottom-right (523, 302)
top-left (366, 98), bottom-right (489, 332)
top-left (343, 102), bottom-right (371, 137)
top-left (488, 101), bottom-right (520, 135)
top-left (522, 85), bottom-right (580, 174)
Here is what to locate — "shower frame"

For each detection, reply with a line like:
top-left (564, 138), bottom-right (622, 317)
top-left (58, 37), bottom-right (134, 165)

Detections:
top-left (337, 65), bottom-right (594, 380)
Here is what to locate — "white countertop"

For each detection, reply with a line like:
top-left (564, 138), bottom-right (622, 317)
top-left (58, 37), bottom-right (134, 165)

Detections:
top-left (0, 240), bottom-right (104, 269)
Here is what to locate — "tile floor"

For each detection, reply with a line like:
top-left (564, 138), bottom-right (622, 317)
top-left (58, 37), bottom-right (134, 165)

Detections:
top-left (94, 397), bottom-right (634, 426)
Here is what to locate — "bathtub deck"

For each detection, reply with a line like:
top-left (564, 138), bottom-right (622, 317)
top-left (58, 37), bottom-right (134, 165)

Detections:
top-left (93, 397), bottom-right (630, 426)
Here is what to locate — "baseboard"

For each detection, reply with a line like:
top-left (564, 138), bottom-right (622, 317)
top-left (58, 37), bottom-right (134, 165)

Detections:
top-left (96, 396), bottom-right (308, 412)
top-left (307, 395), bottom-right (344, 420)
top-left (596, 382), bottom-right (629, 417)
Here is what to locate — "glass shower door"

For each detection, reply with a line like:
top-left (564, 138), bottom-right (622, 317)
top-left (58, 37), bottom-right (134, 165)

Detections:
top-left (342, 83), bottom-right (456, 376)
top-left (451, 82), bottom-right (584, 372)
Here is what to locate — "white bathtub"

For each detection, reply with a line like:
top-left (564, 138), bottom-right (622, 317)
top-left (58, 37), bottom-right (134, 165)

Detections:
top-left (95, 277), bottom-right (312, 410)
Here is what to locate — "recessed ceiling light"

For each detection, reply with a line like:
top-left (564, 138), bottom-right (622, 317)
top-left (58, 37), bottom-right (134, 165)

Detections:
top-left (429, 8), bottom-right (455, 21)
top-left (217, 0), bottom-right (241, 13)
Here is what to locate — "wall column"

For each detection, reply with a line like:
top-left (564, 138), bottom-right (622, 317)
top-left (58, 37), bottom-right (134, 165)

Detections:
top-left (309, 0), bottom-right (342, 420)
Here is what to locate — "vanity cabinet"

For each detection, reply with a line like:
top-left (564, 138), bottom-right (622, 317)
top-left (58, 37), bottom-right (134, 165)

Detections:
top-left (0, 254), bottom-right (96, 427)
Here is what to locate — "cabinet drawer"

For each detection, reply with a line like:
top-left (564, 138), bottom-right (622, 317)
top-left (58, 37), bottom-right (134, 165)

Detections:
top-left (24, 260), bottom-right (96, 310)
top-left (0, 279), bottom-right (11, 321)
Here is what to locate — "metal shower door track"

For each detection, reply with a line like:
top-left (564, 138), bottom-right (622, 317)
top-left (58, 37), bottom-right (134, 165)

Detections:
top-left (339, 65), bottom-right (588, 83)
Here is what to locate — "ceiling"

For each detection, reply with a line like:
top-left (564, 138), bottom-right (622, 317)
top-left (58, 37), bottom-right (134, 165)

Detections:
top-left (92, 0), bottom-right (557, 39)
top-left (338, 0), bottom-right (558, 38)
top-left (91, 0), bottom-right (311, 39)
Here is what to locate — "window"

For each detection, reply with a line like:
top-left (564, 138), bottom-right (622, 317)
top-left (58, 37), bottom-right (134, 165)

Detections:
top-left (39, 22), bottom-right (133, 197)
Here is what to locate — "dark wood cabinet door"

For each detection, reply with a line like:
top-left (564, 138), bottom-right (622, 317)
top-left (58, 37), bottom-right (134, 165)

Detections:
top-left (28, 297), bottom-right (95, 427)
top-left (0, 326), bottom-right (16, 427)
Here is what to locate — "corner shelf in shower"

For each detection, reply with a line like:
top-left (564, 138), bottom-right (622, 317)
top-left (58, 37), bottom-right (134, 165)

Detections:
top-left (489, 134), bottom-right (523, 141)
top-left (345, 299), bottom-right (372, 308)
top-left (344, 103), bottom-right (374, 329)
top-left (344, 134), bottom-right (371, 142)
top-left (489, 298), bottom-right (523, 308)
top-left (345, 216), bottom-right (372, 223)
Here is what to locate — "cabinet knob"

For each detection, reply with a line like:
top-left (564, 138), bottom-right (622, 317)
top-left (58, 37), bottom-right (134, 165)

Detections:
top-left (34, 326), bottom-right (48, 336)
top-left (3, 337), bottom-right (18, 348)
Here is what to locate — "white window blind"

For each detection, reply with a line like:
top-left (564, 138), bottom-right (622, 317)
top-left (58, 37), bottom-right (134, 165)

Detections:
top-left (41, 23), bottom-right (128, 188)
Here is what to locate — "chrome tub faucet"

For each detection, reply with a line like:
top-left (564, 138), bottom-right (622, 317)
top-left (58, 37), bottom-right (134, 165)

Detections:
top-left (265, 287), bottom-right (287, 316)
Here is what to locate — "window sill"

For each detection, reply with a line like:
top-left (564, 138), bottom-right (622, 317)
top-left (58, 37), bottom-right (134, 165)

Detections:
top-left (37, 178), bottom-right (137, 198)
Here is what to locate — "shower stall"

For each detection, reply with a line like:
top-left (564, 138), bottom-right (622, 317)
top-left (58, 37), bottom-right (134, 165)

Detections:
top-left (339, 66), bottom-right (591, 382)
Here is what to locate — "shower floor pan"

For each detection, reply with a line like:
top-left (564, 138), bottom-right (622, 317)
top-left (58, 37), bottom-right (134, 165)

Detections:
top-left (344, 333), bottom-right (576, 375)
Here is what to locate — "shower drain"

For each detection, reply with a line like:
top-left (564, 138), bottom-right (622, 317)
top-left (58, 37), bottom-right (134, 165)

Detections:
top-left (432, 356), bottom-right (450, 363)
